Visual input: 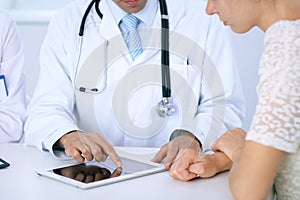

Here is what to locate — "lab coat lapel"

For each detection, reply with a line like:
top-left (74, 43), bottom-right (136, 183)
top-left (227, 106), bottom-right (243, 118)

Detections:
top-left (98, 4), bottom-right (119, 39)
top-left (97, 1), bottom-right (128, 56)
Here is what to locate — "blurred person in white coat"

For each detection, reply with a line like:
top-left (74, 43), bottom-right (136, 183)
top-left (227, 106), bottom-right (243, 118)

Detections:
top-left (25, 0), bottom-right (245, 174)
top-left (0, 11), bottom-right (26, 143)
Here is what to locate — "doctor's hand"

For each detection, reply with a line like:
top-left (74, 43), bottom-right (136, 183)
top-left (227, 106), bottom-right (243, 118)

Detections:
top-left (151, 131), bottom-right (201, 169)
top-left (168, 149), bottom-right (232, 181)
top-left (56, 131), bottom-right (122, 168)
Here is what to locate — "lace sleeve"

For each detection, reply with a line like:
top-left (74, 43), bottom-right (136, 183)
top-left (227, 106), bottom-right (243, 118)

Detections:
top-left (246, 20), bottom-right (300, 153)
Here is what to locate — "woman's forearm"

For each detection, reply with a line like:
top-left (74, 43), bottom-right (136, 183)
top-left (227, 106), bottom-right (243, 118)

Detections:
top-left (229, 141), bottom-right (284, 200)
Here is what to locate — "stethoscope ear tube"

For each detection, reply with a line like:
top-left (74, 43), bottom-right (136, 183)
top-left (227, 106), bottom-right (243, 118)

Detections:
top-left (79, 0), bottom-right (102, 36)
top-left (158, 0), bottom-right (175, 117)
top-left (159, 0), bottom-right (171, 99)
top-left (94, 0), bottom-right (103, 19)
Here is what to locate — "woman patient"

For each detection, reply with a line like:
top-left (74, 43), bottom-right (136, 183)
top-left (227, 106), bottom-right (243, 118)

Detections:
top-left (169, 0), bottom-right (300, 199)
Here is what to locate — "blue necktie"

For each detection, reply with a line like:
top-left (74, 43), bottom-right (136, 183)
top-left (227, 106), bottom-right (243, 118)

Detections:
top-left (119, 14), bottom-right (143, 60)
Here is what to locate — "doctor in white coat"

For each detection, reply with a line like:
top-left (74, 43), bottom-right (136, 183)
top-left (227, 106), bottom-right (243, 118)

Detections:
top-left (0, 11), bottom-right (26, 143)
top-left (25, 0), bottom-right (245, 175)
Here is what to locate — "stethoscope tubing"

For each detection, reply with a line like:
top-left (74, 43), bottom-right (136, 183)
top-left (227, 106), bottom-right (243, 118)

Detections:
top-left (79, 0), bottom-right (103, 36)
top-left (159, 0), bottom-right (171, 99)
top-left (76, 0), bottom-right (175, 116)
top-left (78, 0), bottom-right (170, 97)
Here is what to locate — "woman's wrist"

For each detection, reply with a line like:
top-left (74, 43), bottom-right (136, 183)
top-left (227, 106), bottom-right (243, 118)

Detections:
top-left (230, 147), bottom-right (243, 163)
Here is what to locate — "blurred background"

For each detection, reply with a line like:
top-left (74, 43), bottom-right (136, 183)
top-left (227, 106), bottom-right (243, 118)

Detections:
top-left (0, 0), bottom-right (264, 131)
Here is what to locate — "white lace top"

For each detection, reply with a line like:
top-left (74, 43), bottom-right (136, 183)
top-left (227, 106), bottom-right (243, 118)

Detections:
top-left (246, 20), bottom-right (300, 199)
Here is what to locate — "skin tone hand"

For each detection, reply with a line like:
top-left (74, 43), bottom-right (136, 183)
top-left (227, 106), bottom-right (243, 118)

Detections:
top-left (169, 149), bottom-right (232, 181)
top-left (212, 128), bottom-right (247, 162)
top-left (57, 131), bottom-right (122, 168)
top-left (151, 132), bottom-right (201, 169)
top-left (152, 131), bottom-right (234, 181)
top-left (212, 130), bottom-right (284, 199)
top-left (110, 167), bottom-right (123, 178)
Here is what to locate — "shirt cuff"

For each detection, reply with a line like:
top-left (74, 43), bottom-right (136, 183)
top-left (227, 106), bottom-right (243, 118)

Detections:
top-left (169, 129), bottom-right (202, 150)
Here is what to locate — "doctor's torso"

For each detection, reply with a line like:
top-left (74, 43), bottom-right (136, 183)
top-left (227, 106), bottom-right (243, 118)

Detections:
top-left (38, 0), bottom-right (216, 147)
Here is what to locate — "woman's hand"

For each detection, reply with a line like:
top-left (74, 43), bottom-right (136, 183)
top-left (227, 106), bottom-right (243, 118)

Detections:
top-left (212, 128), bottom-right (247, 162)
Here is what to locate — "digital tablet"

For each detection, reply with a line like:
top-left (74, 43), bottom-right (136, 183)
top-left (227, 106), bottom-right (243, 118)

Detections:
top-left (36, 155), bottom-right (166, 189)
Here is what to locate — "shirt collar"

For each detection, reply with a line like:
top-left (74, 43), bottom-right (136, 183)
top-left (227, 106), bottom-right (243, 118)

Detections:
top-left (106, 0), bottom-right (158, 28)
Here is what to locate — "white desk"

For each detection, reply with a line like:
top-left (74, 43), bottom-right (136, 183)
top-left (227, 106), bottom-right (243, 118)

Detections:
top-left (0, 143), bottom-right (233, 200)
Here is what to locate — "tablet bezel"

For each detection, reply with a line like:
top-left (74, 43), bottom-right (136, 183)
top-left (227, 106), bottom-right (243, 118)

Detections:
top-left (36, 153), bottom-right (166, 189)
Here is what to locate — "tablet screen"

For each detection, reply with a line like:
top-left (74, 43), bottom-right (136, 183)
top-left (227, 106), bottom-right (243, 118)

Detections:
top-left (50, 157), bottom-right (159, 184)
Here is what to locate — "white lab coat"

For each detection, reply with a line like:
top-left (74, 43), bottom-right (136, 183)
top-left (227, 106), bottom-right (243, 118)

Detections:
top-left (0, 11), bottom-right (26, 142)
top-left (24, 0), bottom-right (245, 157)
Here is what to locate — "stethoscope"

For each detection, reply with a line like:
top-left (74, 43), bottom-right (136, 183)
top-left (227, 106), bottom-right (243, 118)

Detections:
top-left (77, 0), bottom-right (175, 117)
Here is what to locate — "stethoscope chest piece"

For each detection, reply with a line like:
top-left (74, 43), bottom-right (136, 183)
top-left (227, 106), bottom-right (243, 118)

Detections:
top-left (157, 97), bottom-right (175, 117)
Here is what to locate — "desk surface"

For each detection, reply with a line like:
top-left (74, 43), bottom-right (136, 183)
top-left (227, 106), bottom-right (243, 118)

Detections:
top-left (0, 143), bottom-right (233, 200)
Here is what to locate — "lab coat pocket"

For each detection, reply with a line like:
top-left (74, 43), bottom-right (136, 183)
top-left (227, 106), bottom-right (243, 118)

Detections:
top-left (170, 58), bottom-right (191, 92)
top-left (170, 59), bottom-right (202, 105)
top-left (170, 56), bottom-right (188, 77)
